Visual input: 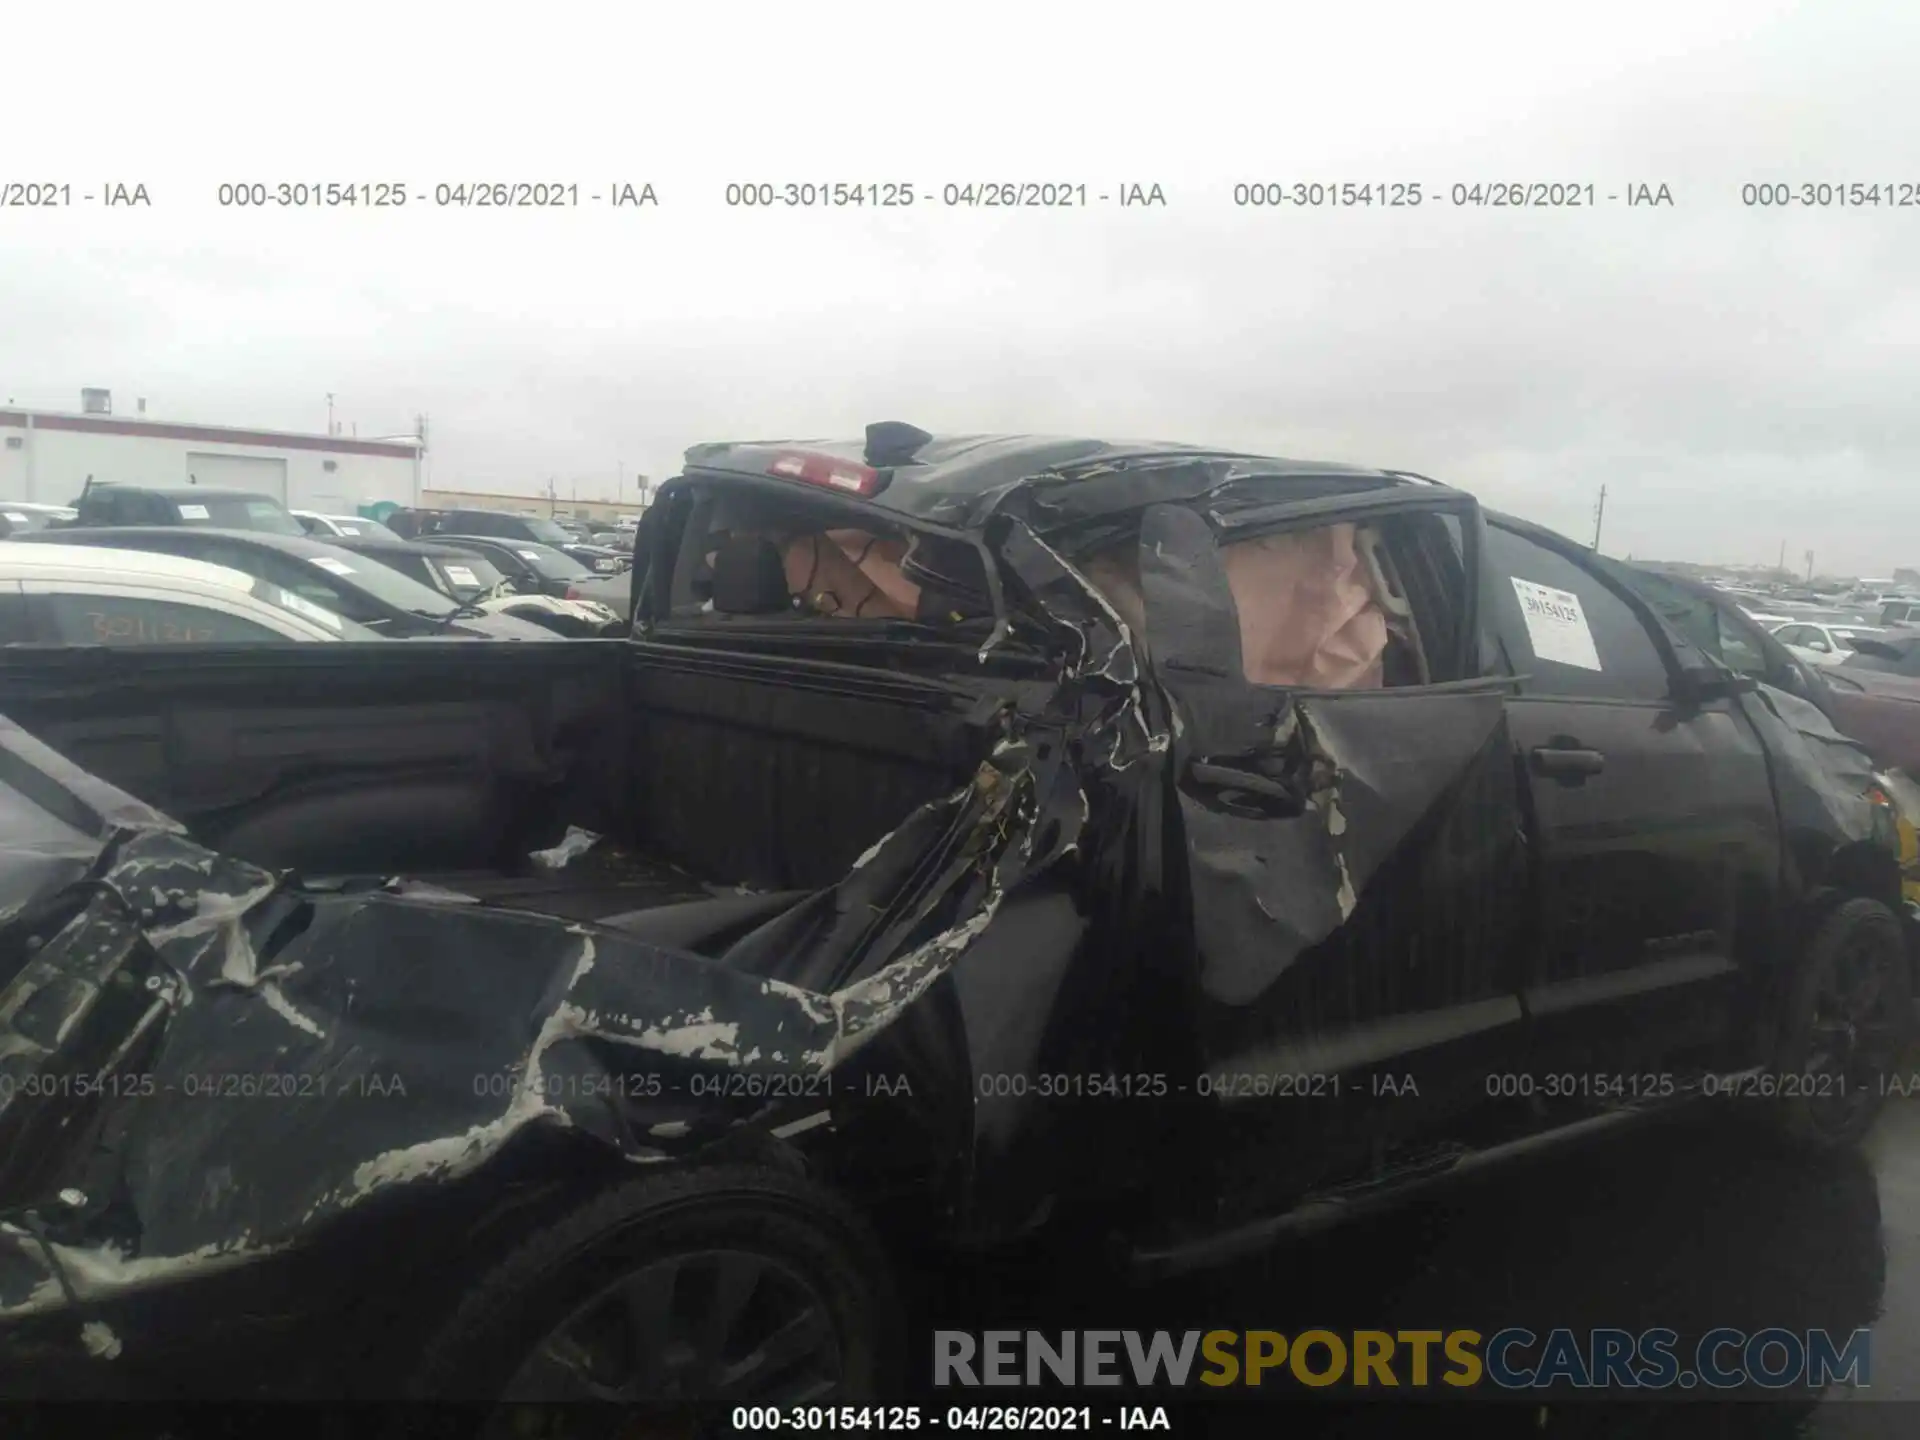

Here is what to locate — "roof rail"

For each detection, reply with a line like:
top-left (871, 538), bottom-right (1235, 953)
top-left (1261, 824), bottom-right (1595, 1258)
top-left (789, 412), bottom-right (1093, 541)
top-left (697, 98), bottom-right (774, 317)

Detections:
top-left (1380, 469), bottom-right (1446, 486)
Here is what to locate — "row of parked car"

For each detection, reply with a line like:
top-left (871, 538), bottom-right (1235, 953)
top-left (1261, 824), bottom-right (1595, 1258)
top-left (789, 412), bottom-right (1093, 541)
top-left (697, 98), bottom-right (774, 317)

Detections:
top-left (0, 483), bottom-right (640, 643)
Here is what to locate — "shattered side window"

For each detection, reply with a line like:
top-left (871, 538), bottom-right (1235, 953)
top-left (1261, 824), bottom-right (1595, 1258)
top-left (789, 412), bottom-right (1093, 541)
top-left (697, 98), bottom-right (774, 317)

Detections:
top-left (1220, 523), bottom-right (1392, 688)
top-left (674, 487), bottom-right (980, 627)
top-left (782, 530), bottom-right (921, 619)
top-left (1081, 516), bottom-right (1452, 689)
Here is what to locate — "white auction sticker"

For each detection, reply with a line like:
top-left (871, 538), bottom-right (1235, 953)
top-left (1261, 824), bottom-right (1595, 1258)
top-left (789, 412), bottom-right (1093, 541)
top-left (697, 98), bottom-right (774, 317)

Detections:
top-left (309, 556), bottom-right (355, 576)
top-left (277, 591), bottom-right (344, 630)
top-left (517, 549), bottom-right (542, 561)
top-left (443, 565), bottom-right (479, 587)
top-left (1510, 577), bottom-right (1602, 671)
top-left (3, 512), bottom-right (25, 523)
top-left (177, 504), bottom-right (210, 520)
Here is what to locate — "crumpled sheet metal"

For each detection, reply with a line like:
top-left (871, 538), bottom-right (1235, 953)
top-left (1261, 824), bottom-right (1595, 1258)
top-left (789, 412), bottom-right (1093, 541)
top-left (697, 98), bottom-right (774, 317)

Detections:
top-left (1746, 683), bottom-right (1881, 854)
top-left (1181, 692), bottom-right (1512, 1005)
top-left (0, 722), bottom-right (185, 927)
top-left (0, 739), bottom-right (1078, 1326)
top-left (990, 522), bottom-right (1169, 776)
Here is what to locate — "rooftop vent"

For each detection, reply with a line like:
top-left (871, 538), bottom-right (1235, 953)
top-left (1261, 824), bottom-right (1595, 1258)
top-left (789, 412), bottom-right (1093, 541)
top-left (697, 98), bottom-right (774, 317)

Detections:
top-left (80, 388), bottom-right (111, 415)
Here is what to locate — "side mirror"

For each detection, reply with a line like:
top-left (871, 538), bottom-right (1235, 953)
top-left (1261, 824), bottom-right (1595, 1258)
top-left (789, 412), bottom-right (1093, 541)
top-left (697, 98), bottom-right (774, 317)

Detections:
top-left (1676, 666), bottom-right (1760, 705)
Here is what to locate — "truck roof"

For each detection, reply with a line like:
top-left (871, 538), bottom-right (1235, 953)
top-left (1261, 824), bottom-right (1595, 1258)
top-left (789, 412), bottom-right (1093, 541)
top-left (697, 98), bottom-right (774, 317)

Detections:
top-left (681, 428), bottom-right (1422, 527)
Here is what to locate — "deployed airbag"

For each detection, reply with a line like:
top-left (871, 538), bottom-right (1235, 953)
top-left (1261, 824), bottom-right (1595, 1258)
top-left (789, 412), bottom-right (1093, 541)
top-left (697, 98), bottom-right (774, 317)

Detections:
top-left (1082, 520), bottom-right (1390, 689)
top-left (1221, 523), bottom-right (1387, 689)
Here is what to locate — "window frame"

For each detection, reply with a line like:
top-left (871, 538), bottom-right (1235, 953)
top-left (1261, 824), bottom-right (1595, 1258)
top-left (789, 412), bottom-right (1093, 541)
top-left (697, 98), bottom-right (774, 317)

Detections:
top-left (1482, 518), bottom-right (1689, 705)
top-left (1186, 486), bottom-right (1487, 694)
top-left (636, 473), bottom-right (1009, 652)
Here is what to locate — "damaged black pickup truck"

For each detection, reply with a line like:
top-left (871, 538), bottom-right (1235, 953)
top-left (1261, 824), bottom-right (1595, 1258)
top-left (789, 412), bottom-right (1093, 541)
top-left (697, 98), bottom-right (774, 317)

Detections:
top-left (0, 426), bottom-right (1911, 1407)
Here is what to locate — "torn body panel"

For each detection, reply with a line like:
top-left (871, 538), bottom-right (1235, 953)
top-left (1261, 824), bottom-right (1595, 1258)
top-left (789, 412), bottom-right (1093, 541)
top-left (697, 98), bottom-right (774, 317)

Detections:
top-left (0, 715), bottom-right (1091, 1350)
top-left (1118, 500), bottom-right (1530, 1219)
top-left (1747, 685), bottom-right (1884, 862)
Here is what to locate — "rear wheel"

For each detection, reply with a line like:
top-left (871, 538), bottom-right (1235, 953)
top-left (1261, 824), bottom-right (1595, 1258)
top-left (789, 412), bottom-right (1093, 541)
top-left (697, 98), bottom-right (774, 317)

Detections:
top-left (1773, 896), bottom-right (1914, 1149)
top-left (407, 1165), bottom-right (894, 1432)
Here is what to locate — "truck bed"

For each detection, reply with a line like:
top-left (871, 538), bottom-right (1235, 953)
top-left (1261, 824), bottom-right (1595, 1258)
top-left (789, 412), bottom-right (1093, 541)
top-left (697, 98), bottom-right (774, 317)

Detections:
top-left (0, 635), bottom-right (1001, 958)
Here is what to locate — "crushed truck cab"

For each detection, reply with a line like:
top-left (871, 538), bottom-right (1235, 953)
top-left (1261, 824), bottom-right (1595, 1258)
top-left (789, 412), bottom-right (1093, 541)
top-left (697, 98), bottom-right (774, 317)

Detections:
top-left (0, 427), bottom-right (1908, 1401)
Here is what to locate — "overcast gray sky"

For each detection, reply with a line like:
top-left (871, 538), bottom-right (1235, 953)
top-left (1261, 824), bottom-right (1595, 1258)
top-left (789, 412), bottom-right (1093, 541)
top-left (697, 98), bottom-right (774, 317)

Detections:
top-left (3, 0), bottom-right (1915, 573)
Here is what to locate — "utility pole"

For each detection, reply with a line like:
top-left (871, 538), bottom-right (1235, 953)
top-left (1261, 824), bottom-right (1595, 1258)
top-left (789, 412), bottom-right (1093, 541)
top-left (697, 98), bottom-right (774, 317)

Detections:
top-left (326, 393), bottom-right (335, 436)
top-left (1805, 549), bottom-right (1815, 583)
top-left (1778, 540), bottom-right (1786, 575)
top-left (1591, 484), bottom-right (1607, 551)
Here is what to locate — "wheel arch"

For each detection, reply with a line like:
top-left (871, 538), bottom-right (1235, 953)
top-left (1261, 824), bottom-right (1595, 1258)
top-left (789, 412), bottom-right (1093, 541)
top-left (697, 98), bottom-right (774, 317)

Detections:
top-left (1801, 839), bottom-right (1913, 995)
top-left (402, 1153), bottom-right (902, 1401)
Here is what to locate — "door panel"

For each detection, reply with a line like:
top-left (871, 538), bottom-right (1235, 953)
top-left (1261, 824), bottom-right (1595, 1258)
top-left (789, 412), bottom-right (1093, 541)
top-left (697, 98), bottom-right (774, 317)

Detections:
top-left (1181, 687), bottom-right (1530, 1210)
top-left (1483, 521), bottom-right (1781, 1077)
top-left (1133, 499), bottom-right (1531, 1219)
top-left (1507, 695), bottom-right (1777, 1070)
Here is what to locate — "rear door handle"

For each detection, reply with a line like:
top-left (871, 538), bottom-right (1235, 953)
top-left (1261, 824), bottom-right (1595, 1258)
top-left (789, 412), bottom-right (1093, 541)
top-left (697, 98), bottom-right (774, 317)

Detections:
top-left (1529, 745), bottom-right (1606, 783)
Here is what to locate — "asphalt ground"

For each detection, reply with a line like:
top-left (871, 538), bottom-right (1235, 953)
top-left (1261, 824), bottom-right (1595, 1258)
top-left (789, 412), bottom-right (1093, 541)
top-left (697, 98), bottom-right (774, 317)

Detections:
top-left (902, 1074), bottom-right (1920, 1437)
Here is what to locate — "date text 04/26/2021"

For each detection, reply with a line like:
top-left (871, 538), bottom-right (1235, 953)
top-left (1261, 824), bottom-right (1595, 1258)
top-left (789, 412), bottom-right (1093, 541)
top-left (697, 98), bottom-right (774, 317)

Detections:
top-left (726, 1406), bottom-right (1173, 1431)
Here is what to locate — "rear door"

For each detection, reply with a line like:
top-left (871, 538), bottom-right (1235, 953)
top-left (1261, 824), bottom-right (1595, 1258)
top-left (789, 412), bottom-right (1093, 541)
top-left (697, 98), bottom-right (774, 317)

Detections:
top-left (1132, 489), bottom-right (1532, 1216)
top-left (1482, 520), bottom-right (1779, 1080)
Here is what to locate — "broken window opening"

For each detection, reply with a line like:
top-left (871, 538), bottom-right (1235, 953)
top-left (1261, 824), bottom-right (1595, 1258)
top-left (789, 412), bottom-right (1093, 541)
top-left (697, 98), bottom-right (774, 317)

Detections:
top-left (663, 483), bottom-right (992, 628)
top-left (1079, 511), bottom-right (1468, 691)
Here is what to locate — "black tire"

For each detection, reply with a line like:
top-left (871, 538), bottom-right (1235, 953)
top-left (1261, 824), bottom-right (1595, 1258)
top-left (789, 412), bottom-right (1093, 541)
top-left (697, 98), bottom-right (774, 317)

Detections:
top-left (406, 1164), bottom-right (897, 1418)
top-left (1773, 896), bottom-right (1914, 1150)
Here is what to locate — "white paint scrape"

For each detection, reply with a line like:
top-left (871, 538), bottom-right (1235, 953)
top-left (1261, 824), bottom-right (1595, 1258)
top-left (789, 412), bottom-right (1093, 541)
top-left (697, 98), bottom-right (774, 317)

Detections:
top-left (342, 935), bottom-right (599, 1199)
top-left (144, 879), bottom-right (329, 1037)
top-left (808, 882), bottom-right (1006, 1070)
top-left (0, 1231), bottom-right (280, 1318)
top-left (259, 981), bottom-right (326, 1039)
top-left (633, 1010), bottom-right (742, 1062)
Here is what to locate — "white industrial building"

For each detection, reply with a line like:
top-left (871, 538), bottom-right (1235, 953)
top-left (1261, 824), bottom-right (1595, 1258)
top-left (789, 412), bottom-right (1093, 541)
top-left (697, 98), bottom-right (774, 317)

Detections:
top-left (0, 390), bottom-right (423, 516)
